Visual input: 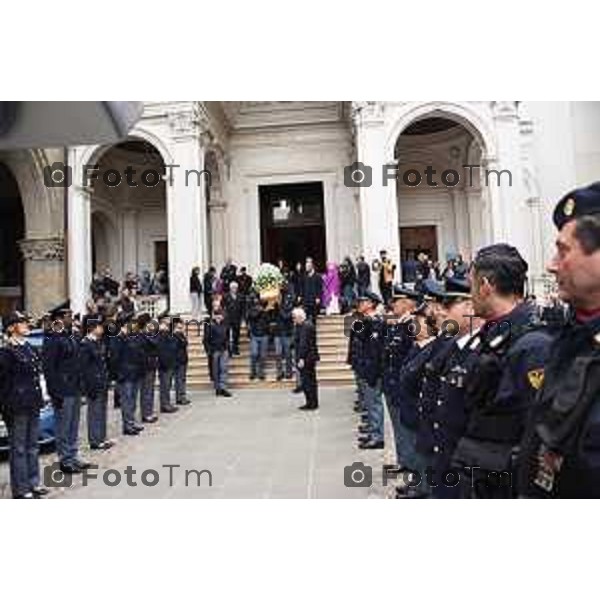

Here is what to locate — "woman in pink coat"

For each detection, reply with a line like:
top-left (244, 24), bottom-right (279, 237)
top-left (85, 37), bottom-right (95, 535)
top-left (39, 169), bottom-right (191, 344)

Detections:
top-left (322, 261), bottom-right (341, 315)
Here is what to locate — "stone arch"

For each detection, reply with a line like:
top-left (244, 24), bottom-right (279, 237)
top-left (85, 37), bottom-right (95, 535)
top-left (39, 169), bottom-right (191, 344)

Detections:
top-left (386, 102), bottom-right (496, 164)
top-left (0, 149), bottom-right (66, 315)
top-left (391, 106), bottom-right (493, 266)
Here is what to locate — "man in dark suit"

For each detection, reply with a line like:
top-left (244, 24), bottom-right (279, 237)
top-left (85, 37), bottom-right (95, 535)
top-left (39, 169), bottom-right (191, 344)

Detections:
top-left (224, 281), bottom-right (244, 356)
top-left (300, 257), bottom-right (323, 325)
top-left (293, 307), bottom-right (320, 410)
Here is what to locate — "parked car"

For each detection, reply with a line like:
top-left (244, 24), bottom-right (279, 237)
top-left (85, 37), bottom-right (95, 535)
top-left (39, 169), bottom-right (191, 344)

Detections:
top-left (0, 328), bottom-right (56, 455)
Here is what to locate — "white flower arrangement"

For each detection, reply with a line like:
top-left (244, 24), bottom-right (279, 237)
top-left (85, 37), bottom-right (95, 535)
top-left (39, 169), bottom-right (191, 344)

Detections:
top-left (253, 263), bottom-right (284, 292)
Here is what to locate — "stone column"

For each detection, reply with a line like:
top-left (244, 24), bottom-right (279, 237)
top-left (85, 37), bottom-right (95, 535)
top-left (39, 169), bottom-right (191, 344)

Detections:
top-left (19, 237), bottom-right (66, 317)
top-left (166, 104), bottom-right (207, 314)
top-left (208, 198), bottom-right (228, 269)
top-left (353, 101), bottom-right (401, 285)
top-left (121, 208), bottom-right (138, 276)
top-left (67, 185), bottom-right (92, 316)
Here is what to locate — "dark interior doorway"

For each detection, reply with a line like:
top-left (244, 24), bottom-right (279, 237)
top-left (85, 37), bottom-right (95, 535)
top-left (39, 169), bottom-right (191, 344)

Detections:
top-left (259, 182), bottom-right (326, 271)
top-left (0, 163), bottom-right (25, 313)
top-left (400, 225), bottom-right (438, 261)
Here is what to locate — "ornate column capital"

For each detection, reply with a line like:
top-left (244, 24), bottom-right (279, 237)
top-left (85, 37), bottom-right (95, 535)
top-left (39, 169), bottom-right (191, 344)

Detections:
top-left (168, 102), bottom-right (212, 144)
top-left (351, 101), bottom-right (384, 127)
top-left (19, 237), bottom-right (65, 261)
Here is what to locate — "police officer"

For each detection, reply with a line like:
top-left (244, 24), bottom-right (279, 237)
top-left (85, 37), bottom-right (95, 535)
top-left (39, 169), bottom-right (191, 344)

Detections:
top-left (155, 315), bottom-right (181, 411)
top-left (173, 317), bottom-right (190, 405)
top-left (355, 291), bottom-right (385, 450)
top-left (451, 244), bottom-right (552, 498)
top-left (79, 314), bottom-right (114, 451)
top-left (0, 312), bottom-right (48, 499)
top-left (381, 286), bottom-right (421, 469)
top-left (138, 312), bottom-right (159, 423)
top-left (43, 306), bottom-right (90, 474)
top-left (518, 182), bottom-right (600, 498)
top-left (113, 315), bottom-right (147, 435)
top-left (400, 288), bottom-right (451, 498)
top-left (412, 279), bottom-right (480, 498)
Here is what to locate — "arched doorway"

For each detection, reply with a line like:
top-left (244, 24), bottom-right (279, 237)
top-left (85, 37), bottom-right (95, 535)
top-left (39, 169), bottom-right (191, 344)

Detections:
top-left (89, 138), bottom-right (168, 293)
top-left (0, 162), bottom-right (25, 313)
top-left (394, 115), bottom-right (488, 274)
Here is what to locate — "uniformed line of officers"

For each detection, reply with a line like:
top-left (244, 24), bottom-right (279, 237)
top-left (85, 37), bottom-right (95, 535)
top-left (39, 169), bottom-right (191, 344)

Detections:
top-left (348, 244), bottom-right (553, 498)
top-left (0, 309), bottom-right (189, 499)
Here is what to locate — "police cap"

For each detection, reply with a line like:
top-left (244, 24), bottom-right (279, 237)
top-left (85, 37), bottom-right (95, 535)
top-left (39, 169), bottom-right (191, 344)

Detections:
top-left (553, 182), bottom-right (600, 230)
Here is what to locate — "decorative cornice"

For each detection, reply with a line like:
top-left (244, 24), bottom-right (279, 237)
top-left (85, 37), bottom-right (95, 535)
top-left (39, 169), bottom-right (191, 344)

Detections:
top-left (492, 101), bottom-right (518, 121)
top-left (19, 237), bottom-right (65, 261)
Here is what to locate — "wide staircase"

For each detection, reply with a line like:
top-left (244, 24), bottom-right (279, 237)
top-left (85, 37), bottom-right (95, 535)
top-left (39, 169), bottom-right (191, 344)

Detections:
top-left (184, 315), bottom-right (354, 390)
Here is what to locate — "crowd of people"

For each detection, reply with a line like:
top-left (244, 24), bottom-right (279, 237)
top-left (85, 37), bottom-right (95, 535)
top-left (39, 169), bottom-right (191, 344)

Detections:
top-left (346, 181), bottom-right (600, 499)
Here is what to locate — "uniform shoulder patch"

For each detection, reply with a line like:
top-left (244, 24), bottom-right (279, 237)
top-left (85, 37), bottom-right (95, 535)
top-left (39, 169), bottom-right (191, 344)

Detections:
top-left (527, 368), bottom-right (545, 390)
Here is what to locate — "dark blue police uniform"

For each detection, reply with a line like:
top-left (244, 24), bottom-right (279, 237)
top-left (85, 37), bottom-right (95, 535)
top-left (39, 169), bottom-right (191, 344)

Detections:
top-left (0, 329), bottom-right (44, 498)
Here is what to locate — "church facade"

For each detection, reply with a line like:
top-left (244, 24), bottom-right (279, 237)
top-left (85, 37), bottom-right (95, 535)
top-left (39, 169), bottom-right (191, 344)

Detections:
top-left (1, 101), bottom-right (599, 316)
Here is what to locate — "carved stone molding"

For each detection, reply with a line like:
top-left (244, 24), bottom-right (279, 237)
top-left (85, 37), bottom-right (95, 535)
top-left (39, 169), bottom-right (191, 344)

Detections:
top-left (351, 101), bottom-right (384, 127)
top-left (492, 101), bottom-right (518, 121)
top-left (19, 237), bottom-right (65, 261)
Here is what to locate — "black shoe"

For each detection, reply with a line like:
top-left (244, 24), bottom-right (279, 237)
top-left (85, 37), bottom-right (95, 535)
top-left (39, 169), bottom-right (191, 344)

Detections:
top-left (219, 389), bottom-right (232, 397)
top-left (133, 424), bottom-right (145, 432)
top-left (90, 440), bottom-right (115, 451)
top-left (357, 425), bottom-right (371, 434)
top-left (276, 373), bottom-right (284, 381)
top-left (123, 428), bottom-right (140, 436)
top-left (160, 405), bottom-right (178, 414)
top-left (298, 405), bottom-right (310, 410)
top-left (249, 374), bottom-right (257, 381)
top-left (142, 415), bottom-right (158, 423)
top-left (60, 463), bottom-right (83, 474)
top-left (292, 386), bottom-right (303, 394)
top-left (357, 435), bottom-right (372, 444)
top-left (176, 399), bottom-right (191, 406)
top-left (258, 374), bottom-right (266, 381)
top-left (32, 486), bottom-right (50, 497)
top-left (359, 440), bottom-right (384, 450)
top-left (73, 460), bottom-right (92, 470)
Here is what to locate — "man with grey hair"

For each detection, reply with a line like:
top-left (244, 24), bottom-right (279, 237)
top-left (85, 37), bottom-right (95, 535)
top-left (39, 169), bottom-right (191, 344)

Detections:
top-left (292, 307), bottom-right (320, 410)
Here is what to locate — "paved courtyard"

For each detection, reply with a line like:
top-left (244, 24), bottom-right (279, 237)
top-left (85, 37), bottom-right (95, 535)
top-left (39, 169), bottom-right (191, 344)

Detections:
top-left (1, 387), bottom-right (388, 499)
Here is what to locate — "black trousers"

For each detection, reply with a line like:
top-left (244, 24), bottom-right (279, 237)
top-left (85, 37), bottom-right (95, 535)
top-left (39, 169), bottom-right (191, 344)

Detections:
top-left (229, 321), bottom-right (241, 353)
top-left (300, 364), bottom-right (319, 408)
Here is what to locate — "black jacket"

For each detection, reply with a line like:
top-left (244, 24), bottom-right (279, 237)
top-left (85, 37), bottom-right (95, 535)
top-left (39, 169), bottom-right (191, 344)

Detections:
top-left (113, 333), bottom-right (147, 382)
top-left (203, 320), bottom-right (229, 353)
top-left (190, 273), bottom-right (203, 294)
top-left (247, 299), bottom-right (270, 337)
top-left (295, 320), bottom-right (320, 367)
top-left (155, 332), bottom-right (179, 371)
top-left (0, 341), bottom-right (44, 416)
top-left (301, 272), bottom-right (323, 307)
top-left (42, 330), bottom-right (82, 400)
top-left (225, 293), bottom-right (244, 324)
top-left (174, 332), bottom-right (188, 366)
top-left (79, 336), bottom-right (109, 396)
